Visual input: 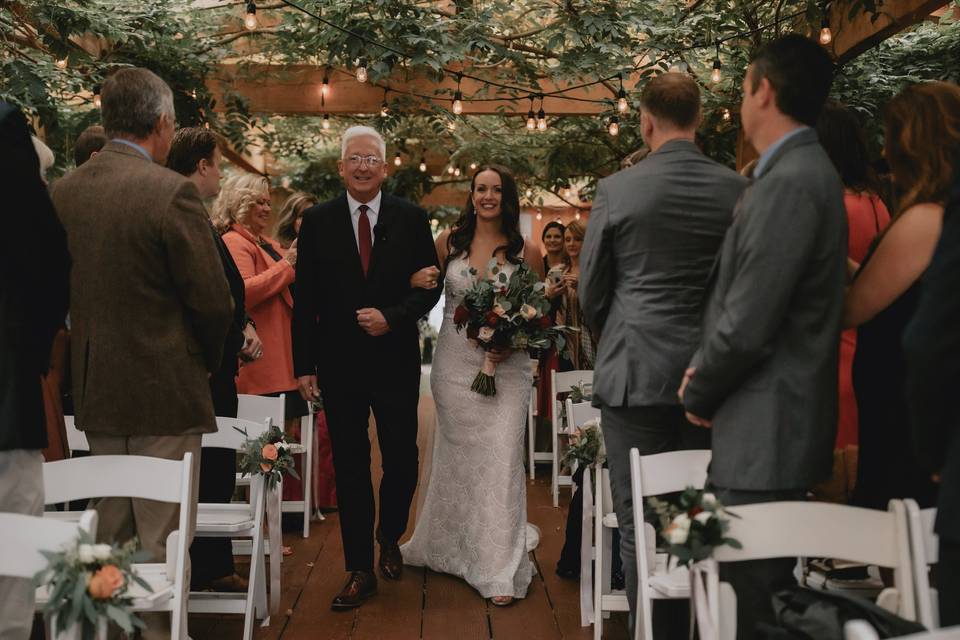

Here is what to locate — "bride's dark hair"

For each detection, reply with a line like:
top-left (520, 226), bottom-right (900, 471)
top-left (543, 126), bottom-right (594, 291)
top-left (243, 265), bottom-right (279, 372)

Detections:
top-left (444, 164), bottom-right (525, 269)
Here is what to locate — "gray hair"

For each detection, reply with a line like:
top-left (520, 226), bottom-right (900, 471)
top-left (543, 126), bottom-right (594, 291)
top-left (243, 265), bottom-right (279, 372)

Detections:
top-left (101, 68), bottom-right (175, 140)
top-left (341, 125), bottom-right (386, 160)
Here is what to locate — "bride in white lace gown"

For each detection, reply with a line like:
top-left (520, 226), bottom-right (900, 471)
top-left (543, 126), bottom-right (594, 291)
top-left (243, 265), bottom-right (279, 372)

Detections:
top-left (401, 165), bottom-right (545, 604)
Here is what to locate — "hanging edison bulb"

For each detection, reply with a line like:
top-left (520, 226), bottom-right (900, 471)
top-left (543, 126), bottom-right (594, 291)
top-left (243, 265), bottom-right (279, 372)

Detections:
top-left (321, 76), bottom-right (330, 97)
top-left (711, 58), bottom-right (722, 83)
top-left (536, 210), bottom-right (542, 221)
top-left (617, 88), bottom-right (628, 114)
top-left (469, 162), bottom-right (477, 170)
top-left (721, 108), bottom-right (731, 122)
top-left (244, 2), bottom-right (258, 30)
top-left (575, 211), bottom-right (582, 221)
top-left (447, 166), bottom-right (455, 175)
top-left (452, 90), bottom-right (463, 115)
top-left (608, 115), bottom-right (620, 137)
top-left (536, 108), bottom-right (547, 131)
top-left (454, 167), bottom-right (461, 177)
top-left (93, 86), bottom-right (102, 109)
top-left (394, 152), bottom-right (402, 167)
top-left (356, 60), bottom-right (368, 83)
top-left (419, 157), bottom-right (427, 172)
top-left (322, 113), bottom-right (331, 130)
top-left (380, 101), bottom-right (390, 117)
top-left (525, 188), bottom-right (533, 198)
top-left (55, 57), bottom-right (68, 70)
top-left (819, 18), bottom-right (833, 45)
top-left (526, 110), bottom-right (536, 130)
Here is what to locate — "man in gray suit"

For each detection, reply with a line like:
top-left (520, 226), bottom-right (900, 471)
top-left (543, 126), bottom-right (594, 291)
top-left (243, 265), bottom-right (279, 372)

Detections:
top-left (580, 72), bottom-right (746, 634)
top-left (680, 35), bottom-right (845, 637)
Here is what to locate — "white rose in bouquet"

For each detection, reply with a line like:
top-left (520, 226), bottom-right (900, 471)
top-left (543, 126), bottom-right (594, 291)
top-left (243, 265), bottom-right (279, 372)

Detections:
top-left (478, 326), bottom-right (495, 342)
top-left (276, 441), bottom-right (289, 451)
top-left (92, 544), bottom-right (113, 561)
top-left (702, 492), bottom-right (717, 508)
top-left (694, 511), bottom-right (713, 525)
top-left (78, 544), bottom-right (96, 564)
top-left (665, 513), bottom-right (691, 544)
top-left (520, 304), bottom-right (538, 320)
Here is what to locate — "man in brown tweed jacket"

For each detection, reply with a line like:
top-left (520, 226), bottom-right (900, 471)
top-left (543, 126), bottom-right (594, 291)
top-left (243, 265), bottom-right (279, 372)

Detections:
top-left (52, 67), bottom-right (232, 638)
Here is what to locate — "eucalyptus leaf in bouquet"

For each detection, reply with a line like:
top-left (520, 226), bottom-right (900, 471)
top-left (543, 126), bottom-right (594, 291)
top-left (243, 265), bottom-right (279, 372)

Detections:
top-left (563, 417), bottom-right (606, 468)
top-left (647, 487), bottom-right (742, 567)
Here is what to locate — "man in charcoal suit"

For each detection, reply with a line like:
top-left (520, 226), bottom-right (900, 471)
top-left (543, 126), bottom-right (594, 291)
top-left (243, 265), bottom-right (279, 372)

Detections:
top-left (292, 126), bottom-right (441, 610)
top-left (904, 170), bottom-right (960, 625)
top-left (679, 35), bottom-right (845, 637)
top-left (579, 72), bottom-right (747, 636)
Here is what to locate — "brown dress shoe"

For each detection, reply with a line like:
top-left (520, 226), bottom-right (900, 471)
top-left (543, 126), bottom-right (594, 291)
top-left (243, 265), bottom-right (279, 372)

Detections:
top-left (331, 571), bottom-right (377, 611)
top-left (377, 534), bottom-right (403, 581)
top-left (209, 573), bottom-right (249, 593)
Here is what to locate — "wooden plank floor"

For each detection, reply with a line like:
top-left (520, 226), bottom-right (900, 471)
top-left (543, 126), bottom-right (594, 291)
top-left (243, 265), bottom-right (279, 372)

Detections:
top-left (188, 393), bottom-right (629, 640)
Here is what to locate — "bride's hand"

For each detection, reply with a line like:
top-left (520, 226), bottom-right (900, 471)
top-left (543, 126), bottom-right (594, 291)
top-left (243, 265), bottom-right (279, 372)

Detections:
top-left (486, 347), bottom-right (512, 364)
top-left (410, 265), bottom-right (441, 289)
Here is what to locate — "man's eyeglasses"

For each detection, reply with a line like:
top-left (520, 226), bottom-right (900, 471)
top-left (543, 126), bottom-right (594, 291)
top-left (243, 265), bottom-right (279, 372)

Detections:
top-left (345, 154), bottom-right (382, 168)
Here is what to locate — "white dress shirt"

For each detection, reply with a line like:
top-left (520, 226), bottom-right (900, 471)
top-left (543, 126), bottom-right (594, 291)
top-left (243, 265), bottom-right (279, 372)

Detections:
top-left (346, 191), bottom-right (382, 251)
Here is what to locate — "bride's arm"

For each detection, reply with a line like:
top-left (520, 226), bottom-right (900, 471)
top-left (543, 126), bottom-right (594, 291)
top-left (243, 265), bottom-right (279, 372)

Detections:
top-left (410, 229), bottom-right (450, 289)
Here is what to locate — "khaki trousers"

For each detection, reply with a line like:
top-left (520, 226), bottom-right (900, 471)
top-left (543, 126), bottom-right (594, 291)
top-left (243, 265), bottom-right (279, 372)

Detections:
top-left (86, 433), bottom-right (201, 640)
top-left (0, 449), bottom-right (44, 640)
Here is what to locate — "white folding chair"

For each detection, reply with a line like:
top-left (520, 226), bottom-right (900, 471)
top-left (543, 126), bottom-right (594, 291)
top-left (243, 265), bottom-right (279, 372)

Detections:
top-left (62, 415), bottom-right (88, 453)
top-left (905, 499), bottom-right (940, 629)
top-left (692, 500), bottom-right (917, 640)
top-left (42, 454), bottom-right (195, 640)
top-left (592, 466), bottom-right (629, 638)
top-left (551, 369), bottom-right (593, 507)
top-left (627, 448), bottom-right (711, 640)
top-left (191, 417), bottom-right (273, 638)
top-left (845, 620), bottom-right (960, 640)
top-left (238, 393), bottom-right (315, 538)
top-left (2, 510), bottom-right (99, 640)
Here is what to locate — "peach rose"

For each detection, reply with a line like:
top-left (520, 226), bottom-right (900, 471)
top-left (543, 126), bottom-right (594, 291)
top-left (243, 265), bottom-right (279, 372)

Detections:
top-left (87, 565), bottom-right (124, 600)
top-left (261, 443), bottom-right (279, 461)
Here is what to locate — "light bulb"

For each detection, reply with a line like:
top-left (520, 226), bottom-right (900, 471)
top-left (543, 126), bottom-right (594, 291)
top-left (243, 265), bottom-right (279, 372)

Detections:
top-left (244, 3), bottom-right (257, 31)
top-left (608, 116), bottom-right (620, 137)
top-left (537, 108), bottom-right (547, 131)
top-left (419, 158), bottom-right (427, 172)
top-left (526, 110), bottom-right (536, 130)
top-left (617, 88), bottom-right (628, 114)
top-left (454, 167), bottom-right (461, 177)
top-left (711, 59), bottom-right (722, 83)
top-left (55, 58), bottom-right (68, 70)
top-left (93, 91), bottom-right (101, 109)
top-left (819, 23), bottom-right (833, 45)
top-left (525, 189), bottom-right (532, 198)
top-left (536, 211), bottom-right (542, 221)
top-left (469, 162), bottom-right (477, 170)
top-left (380, 102), bottom-right (389, 117)
top-left (447, 166), bottom-right (455, 175)
top-left (394, 153), bottom-right (402, 167)
top-left (575, 212), bottom-right (581, 220)
top-left (322, 113), bottom-right (330, 130)
top-left (321, 77), bottom-right (330, 97)
top-left (356, 63), bottom-right (368, 83)
top-left (721, 108), bottom-right (731, 122)
top-left (452, 91), bottom-right (463, 115)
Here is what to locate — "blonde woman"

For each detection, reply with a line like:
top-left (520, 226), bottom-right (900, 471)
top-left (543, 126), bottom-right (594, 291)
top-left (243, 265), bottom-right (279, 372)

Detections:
top-left (274, 191), bottom-right (318, 249)
top-left (549, 219), bottom-right (597, 370)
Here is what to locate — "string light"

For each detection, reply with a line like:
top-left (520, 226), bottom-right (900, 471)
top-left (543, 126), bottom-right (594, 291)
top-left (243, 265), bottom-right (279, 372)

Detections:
top-left (536, 209), bottom-right (542, 221)
top-left (616, 74), bottom-right (628, 114)
top-left (452, 74), bottom-right (463, 115)
top-left (469, 162), bottom-right (477, 170)
top-left (819, 17), bottom-right (833, 45)
top-left (711, 41), bottom-right (722, 83)
top-left (356, 59), bottom-right (368, 83)
top-left (608, 115), bottom-right (620, 136)
top-left (447, 166), bottom-right (455, 175)
top-left (419, 157), bottom-right (427, 172)
top-left (244, 2), bottom-right (258, 30)
top-left (321, 73), bottom-right (330, 97)
top-left (394, 152), bottom-right (402, 167)
top-left (575, 211), bottom-right (582, 220)
top-left (380, 88), bottom-right (389, 117)
top-left (525, 189), bottom-right (533, 198)
top-left (322, 113), bottom-right (330, 129)
top-left (55, 57), bottom-right (68, 70)
top-left (526, 96), bottom-right (536, 130)
top-left (721, 108), bottom-right (731, 121)
top-left (454, 167), bottom-right (461, 177)
top-left (93, 85), bottom-right (101, 109)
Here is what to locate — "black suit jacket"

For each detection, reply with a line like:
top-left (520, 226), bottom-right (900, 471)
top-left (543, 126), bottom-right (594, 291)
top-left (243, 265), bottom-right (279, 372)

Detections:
top-left (210, 222), bottom-right (247, 378)
top-left (292, 192), bottom-right (441, 393)
top-left (0, 101), bottom-right (70, 451)
top-left (904, 172), bottom-right (960, 541)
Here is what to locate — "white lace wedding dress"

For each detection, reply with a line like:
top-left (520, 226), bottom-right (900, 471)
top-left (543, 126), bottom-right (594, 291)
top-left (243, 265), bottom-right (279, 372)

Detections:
top-left (401, 254), bottom-right (534, 599)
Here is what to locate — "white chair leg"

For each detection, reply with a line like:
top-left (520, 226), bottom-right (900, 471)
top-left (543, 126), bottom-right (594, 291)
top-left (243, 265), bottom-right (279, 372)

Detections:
top-left (528, 392), bottom-right (536, 480)
top-left (255, 536), bottom-right (269, 620)
top-left (594, 469), bottom-right (605, 640)
top-left (580, 468), bottom-right (595, 627)
top-left (243, 529), bottom-right (264, 640)
top-left (552, 401), bottom-right (560, 508)
top-left (302, 412), bottom-right (313, 538)
top-left (267, 485), bottom-right (283, 616)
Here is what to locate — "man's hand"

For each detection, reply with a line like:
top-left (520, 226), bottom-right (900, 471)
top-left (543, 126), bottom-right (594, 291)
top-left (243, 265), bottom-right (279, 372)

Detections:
top-left (410, 266), bottom-right (441, 289)
top-left (678, 366), bottom-right (712, 428)
top-left (357, 308), bottom-right (390, 336)
top-left (685, 411), bottom-right (713, 429)
top-left (298, 375), bottom-right (320, 402)
top-left (239, 323), bottom-right (263, 364)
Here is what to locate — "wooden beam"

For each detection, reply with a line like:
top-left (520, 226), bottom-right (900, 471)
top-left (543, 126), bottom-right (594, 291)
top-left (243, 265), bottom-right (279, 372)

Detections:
top-left (207, 64), bottom-right (625, 116)
top-left (828, 0), bottom-right (948, 64)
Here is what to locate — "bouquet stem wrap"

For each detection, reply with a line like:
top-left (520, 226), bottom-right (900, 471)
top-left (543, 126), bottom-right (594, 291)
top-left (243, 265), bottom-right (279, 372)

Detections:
top-left (471, 353), bottom-right (498, 396)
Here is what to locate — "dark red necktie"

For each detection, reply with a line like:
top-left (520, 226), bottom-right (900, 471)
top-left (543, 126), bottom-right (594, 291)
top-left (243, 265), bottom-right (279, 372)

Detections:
top-left (358, 204), bottom-right (372, 276)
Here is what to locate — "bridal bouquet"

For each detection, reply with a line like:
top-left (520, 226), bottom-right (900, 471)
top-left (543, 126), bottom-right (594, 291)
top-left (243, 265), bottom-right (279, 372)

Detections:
top-left (235, 425), bottom-right (304, 489)
top-left (35, 534), bottom-right (151, 639)
top-left (647, 488), bottom-right (741, 567)
top-left (454, 259), bottom-right (570, 396)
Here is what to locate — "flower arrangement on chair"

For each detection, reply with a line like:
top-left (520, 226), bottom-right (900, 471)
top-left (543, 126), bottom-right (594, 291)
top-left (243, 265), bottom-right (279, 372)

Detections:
top-left (562, 417), bottom-right (605, 468)
top-left (647, 488), bottom-right (741, 567)
top-left (235, 424), bottom-right (304, 489)
top-left (35, 534), bottom-right (150, 639)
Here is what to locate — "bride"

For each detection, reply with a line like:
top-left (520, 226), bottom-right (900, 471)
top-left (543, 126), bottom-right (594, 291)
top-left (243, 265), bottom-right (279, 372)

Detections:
top-left (401, 165), bottom-right (544, 605)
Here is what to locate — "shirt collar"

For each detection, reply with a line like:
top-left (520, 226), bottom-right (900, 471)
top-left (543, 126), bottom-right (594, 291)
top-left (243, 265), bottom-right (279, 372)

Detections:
top-left (753, 126), bottom-right (808, 178)
top-left (346, 191), bottom-right (382, 217)
top-left (111, 138), bottom-right (153, 162)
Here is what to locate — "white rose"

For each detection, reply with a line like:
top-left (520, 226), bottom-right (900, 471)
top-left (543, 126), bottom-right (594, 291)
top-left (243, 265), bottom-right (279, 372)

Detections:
top-left (493, 303), bottom-right (508, 318)
top-left (78, 544), bottom-right (96, 564)
top-left (478, 326), bottom-right (495, 342)
top-left (520, 304), bottom-right (538, 320)
top-left (92, 544), bottom-right (113, 561)
top-left (701, 493), bottom-right (717, 508)
top-left (694, 511), bottom-right (712, 525)
top-left (665, 514), bottom-right (691, 545)
top-left (276, 441), bottom-right (288, 451)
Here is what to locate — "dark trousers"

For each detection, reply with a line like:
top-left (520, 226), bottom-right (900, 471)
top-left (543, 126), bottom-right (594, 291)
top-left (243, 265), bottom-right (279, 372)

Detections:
top-left (711, 486), bottom-right (805, 639)
top-left (600, 404), bottom-right (710, 639)
top-left (939, 536), bottom-right (960, 627)
top-left (190, 372), bottom-right (239, 586)
top-left (324, 383), bottom-right (420, 572)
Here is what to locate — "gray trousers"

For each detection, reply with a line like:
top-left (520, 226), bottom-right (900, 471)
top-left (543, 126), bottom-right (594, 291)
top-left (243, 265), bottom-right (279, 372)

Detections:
top-left (0, 449), bottom-right (44, 640)
top-left (600, 404), bottom-right (710, 638)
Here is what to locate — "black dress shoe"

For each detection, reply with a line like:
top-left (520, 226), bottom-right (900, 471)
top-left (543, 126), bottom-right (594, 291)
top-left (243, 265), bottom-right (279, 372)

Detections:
top-left (377, 531), bottom-right (403, 580)
top-left (331, 571), bottom-right (377, 611)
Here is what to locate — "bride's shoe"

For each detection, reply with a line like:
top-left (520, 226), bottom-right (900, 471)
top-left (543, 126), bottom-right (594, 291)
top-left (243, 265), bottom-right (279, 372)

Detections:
top-left (490, 595), bottom-right (514, 607)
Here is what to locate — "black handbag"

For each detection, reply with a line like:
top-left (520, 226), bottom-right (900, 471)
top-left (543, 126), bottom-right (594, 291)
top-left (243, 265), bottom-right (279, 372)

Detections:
top-left (756, 586), bottom-right (926, 639)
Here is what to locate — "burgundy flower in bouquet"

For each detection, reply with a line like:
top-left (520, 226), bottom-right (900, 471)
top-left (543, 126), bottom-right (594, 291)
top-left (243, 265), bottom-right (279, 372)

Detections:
top-left (453, 259), bottom-right (573, 396)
